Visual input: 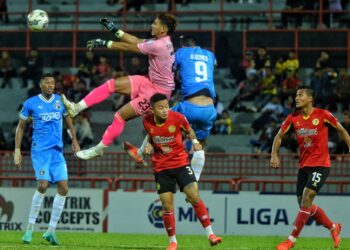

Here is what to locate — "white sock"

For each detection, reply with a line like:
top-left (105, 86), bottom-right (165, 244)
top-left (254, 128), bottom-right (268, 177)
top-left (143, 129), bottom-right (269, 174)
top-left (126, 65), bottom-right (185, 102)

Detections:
top-left (96, 141), bottom-right (107, 151)
top-left (137, 135), bottom-right (149, 158)
top-left (288, 235), bottom-right (296, 243)
top-left (205, 225), bottom-right (214, 237)
top-left (77, 100), bottom-right (87, 112)
top-left (169, 235), bottom-right (177, 243)
top-left (27, 190), bottom-right (45, 227)
top-left (191, 150), bottom-right (205, 181)
top-left (48, 193), bottom-right (66, 231)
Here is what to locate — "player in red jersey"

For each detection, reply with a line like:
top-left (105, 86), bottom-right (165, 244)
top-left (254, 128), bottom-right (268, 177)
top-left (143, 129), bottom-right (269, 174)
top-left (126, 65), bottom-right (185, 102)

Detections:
top-left (143, 93), bottom-right (222, 250)
top-left (270, 86), bottom-right (350, 250)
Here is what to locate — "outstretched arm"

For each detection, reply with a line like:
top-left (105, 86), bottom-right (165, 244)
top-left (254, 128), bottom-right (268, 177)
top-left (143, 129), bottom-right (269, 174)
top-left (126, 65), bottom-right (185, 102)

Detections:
top-left (334, 121), bottom-right (350, 152)
top-left (100, 18), bottom-right (144, 44)
top-left (270, 128), bottom-right (285, 169)
top-left (87, 39), bottom-right (142, 54)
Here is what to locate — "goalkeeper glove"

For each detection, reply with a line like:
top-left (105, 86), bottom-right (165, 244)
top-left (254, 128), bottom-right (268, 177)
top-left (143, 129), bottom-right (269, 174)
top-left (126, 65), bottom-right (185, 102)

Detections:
top-left (100, 17), bottom-right (125, 38)
top-left (87, 39), bottom-right (108, 50)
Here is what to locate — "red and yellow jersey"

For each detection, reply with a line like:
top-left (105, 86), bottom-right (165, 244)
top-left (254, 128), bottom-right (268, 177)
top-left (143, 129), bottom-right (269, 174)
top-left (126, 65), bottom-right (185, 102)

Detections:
top-left (280, 108), bottom-right (338, 168)
top-left (143, 110), bottom-right (190, 173)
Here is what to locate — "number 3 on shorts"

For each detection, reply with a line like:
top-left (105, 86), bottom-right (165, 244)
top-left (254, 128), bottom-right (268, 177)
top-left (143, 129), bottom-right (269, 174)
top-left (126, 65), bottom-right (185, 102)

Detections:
top-left (186, 166), bottom-right (193, 175)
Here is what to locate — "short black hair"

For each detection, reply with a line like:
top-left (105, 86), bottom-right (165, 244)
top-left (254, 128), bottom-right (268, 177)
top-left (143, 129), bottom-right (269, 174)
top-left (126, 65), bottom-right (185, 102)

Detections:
top-left (41, 73), bottom-right (54, 80)
top-left (150, 93), bottom-right (167, 106)
top-left (179, 35), bottom-right (197, 47)
top-left (157, 13), bottom-right (177, 35)
top-left (297, 85), bottom-right (315, 99)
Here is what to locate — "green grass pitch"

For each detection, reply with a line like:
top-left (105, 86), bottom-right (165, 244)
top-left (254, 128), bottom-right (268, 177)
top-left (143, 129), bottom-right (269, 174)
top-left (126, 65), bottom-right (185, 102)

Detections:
top-left (0, 232), bottom-right (349, 249)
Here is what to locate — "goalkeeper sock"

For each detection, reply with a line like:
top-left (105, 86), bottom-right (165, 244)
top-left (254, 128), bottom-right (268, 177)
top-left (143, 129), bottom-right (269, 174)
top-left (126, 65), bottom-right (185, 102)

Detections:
top-left (102, 112), bottom-right (126, 146)
top-left (83, 79), bottom-right (115, 107)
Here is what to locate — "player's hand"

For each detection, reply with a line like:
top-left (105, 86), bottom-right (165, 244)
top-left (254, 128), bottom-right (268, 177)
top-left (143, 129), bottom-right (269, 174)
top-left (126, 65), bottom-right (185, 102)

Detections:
top-left (100, 18), bottom-right (118, 34)
top-left (87, 39), bottom-right (108, 51)
top-left (270, 154), bottom-right (280, 169)
top-left (72, 140), bottom-right (80, 153)
top-left (193, 142), bottom-right (202, 151)
top-left (14, 148), bottom-right (22, 168)
top-left (143, 143), bottom-right (154, 156)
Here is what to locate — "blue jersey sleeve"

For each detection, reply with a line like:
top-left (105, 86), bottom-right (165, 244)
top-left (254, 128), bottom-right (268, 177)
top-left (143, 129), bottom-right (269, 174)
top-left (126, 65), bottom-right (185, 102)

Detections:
top-left (19, 100), bottom-right (31, 120)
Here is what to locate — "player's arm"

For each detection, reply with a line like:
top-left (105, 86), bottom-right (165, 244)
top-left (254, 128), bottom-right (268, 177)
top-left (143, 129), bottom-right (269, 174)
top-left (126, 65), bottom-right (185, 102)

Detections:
top-left (270, 128), bottom-right (286, 169)
top-left (64, 116), bottom-right (80, 153)
top-left (14, 119), bottom-right (27, 168)
top-left (184, 126), bottom-right (202, 151)
top-left (100, 18), bottom-right (144, 44)
top-left (87, 39), bottom-right (142, 54)
top-left (334, 121), bottom-right (350, 152)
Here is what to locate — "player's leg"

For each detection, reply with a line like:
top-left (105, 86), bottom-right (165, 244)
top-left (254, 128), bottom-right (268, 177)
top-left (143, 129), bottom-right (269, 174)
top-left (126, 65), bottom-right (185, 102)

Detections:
top-left (76, 102), bottom-right (137, 160)
top-left (177, 102), bottom-right (217, 181)
top-left (156, 170), bottom-right (178, 250)
top-left (23, 150), bottom-right (51, 244)
top-left (43, 149), bottom-right (68, 245)
top-left (62, 76), bottom-right (131, 117)
top-left (178, 166), bottom-right (222, 246)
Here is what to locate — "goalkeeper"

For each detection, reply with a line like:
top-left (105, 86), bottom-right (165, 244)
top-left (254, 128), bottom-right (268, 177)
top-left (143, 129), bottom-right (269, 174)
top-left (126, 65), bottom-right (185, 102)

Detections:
top-left (62, 14), bottom-right (177, 160)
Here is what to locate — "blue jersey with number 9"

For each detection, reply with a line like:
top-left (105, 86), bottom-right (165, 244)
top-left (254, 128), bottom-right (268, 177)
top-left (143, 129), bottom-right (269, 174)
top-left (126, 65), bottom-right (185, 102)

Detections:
top-left (174, 46), bottom-right (216, 99)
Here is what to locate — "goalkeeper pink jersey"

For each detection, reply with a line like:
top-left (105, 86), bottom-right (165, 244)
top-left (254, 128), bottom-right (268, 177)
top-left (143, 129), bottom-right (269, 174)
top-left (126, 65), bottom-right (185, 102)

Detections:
top-left (137, 35), bottom-right (175, 92)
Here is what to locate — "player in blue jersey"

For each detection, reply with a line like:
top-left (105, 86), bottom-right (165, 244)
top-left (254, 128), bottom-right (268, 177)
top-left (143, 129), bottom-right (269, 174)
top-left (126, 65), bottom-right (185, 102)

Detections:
top-left (14, 73), bottom-right (80, 245)
top-left (124, 36), bottom-right (217, 181)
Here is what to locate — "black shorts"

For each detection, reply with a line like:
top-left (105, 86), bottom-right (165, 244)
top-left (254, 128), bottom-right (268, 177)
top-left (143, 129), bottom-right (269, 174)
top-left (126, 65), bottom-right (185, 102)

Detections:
top-left (154, 165), bottom-right (197, 194)
top-left (296, 167), bottom-right (330, 196)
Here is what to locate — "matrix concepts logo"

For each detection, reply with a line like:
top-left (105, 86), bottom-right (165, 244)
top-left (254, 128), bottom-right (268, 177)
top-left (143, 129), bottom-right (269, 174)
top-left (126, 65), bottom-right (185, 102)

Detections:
top-left (0, 194), bottom-right (22, 230)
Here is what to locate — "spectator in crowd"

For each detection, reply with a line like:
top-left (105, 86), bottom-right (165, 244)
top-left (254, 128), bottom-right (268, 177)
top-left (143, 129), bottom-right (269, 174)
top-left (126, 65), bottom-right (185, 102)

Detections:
top-left (280, 0), bottom-right (304, 29)
top-left (0, 0), bottom-right (9, 24)
top-left (66, 78), bottom-right (89, 104)
top-left (235, 50), bottom-right (256, 84)
top-left (214, 109), bottom-right (232, 135)
top-left (77, 51), bottom-right (99, 88)
top-left (214, 95), bottom-right (224, 117)
top-left (250, 117), bottom-right (278, 154)
top-left (252, 66), bottom-right (277, 111)
top-left (0, 50), bottom-right (16, 88)
top-left (19, 48), bottom-right (43, 88)
top-left (335, 68), bottom-right (350, 112)
top-left (74, 113), bottom-right (94, 149)
top-left (309, 67), bottom-right (323, 100)
top-left (227, 69), bottom-right (259, 112)
top-left (283, 50), bottom-right (299, 73)
top-left (251, 96), bottom-right (284, 134)
top-left (316, 50), bottom-right (332, 71)
top-left (255, 46), bottom-right (271, 72)
top-left (274, 55), bottom-right (286, 85)
top-left (127, 56), bottom-right (148, 75)
top-left (322, 0), bottom-right (343, 28)
top-left (97, 56), bottom-right (111, 82)
top-left (0, 125), bottom-right (7, 150)
top-left (281, 68), bottom-right (300, 105)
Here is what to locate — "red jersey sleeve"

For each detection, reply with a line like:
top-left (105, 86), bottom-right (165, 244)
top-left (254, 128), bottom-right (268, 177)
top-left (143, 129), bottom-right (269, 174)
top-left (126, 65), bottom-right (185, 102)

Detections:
top-left (280, 114), bottom-right (293, 134)
top-left (322, 109), bottom-right (338, 128)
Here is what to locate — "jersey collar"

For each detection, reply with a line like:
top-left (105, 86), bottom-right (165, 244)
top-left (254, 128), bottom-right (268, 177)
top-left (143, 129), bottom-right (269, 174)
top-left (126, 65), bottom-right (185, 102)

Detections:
top-left (39, 94), bottom-right (55, 103)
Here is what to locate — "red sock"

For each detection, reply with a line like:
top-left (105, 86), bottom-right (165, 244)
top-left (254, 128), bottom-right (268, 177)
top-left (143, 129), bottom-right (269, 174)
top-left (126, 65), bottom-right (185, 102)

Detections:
top-left (193, 200), bottom-right (211, 228)
top-left (101, 112), bottom-right (125, 146)
top-left (291, 206), bottom-right (311, 238)
top-left (83, 79), bottom-right (115, 107)
top-left (311, 204), bottom-right (333, 230)
top-left (162, 210), bottom-right (175, 237)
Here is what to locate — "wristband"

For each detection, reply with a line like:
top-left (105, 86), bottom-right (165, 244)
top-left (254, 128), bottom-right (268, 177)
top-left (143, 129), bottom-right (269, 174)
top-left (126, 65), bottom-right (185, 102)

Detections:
top-left (107, 40), bottom-right (113, 49)
top-left (115, 29), bottom-right (125, 39)
top-left (192, 139), bottom-right (199, 144)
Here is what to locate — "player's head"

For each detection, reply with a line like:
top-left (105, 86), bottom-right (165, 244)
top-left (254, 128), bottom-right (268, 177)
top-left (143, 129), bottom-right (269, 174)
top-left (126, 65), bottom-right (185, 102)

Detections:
top-left (295, 85), bottom-right (315, 108)
top-left (152, 14), bottom-right (177, 37)
top-left (150, 93), bottom-right (169, 121)
top-left (179, 35), bottom-right (197, 47)
top-left (40, 73), bottom-right (55, 96)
